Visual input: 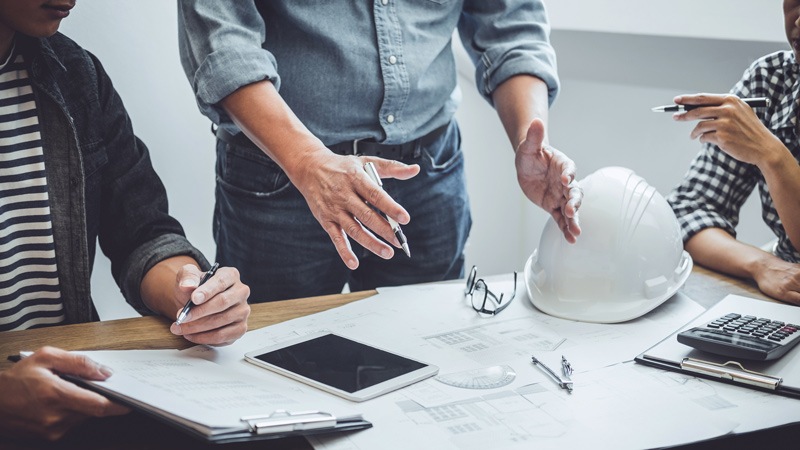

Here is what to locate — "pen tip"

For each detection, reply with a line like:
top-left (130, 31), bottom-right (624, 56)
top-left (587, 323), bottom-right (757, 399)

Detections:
top-left (402, 244), bottom-right (411, 258)
top-left (650, 107), bottom-right (661, 112)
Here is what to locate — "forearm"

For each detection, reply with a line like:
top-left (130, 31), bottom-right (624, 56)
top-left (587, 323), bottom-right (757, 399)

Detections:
top-left (685, 228), bottom-right (772, 280)
top-left (491, 75), bottom-right (550, 150)
top-left (140, 255), bottom-right (199, 319)
top-left (758, 145), bottom-right (800, 252)
top-left (220, 80), bottom-right (325, 180)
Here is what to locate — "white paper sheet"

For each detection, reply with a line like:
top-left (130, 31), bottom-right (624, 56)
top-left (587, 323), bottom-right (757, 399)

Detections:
top-left (309, 362), bottom-right (738, 450)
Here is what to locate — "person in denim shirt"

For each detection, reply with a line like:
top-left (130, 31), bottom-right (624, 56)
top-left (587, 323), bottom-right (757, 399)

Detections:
top-left (179, 1), bottom-right (583, 302)
top-left (0, 0), bottom-right (250, 440)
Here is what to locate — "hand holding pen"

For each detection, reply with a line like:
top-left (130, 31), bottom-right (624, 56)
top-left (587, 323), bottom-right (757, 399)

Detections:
top-left (170, 262), bottom-right (251, 346)
top-left (176, 262), bottom-right (219, 325)
top-left (363, 162), bottom-right (411, 257)
top-left (655, 94), bottom-right (784, 168)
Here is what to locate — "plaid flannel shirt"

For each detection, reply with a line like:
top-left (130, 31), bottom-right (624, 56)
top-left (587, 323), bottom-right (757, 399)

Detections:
top-left (667, 50), bottom-right (800, 263)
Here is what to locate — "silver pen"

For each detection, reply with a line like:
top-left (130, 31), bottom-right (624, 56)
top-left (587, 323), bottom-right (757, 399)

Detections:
top-left (363, 162), bottom-right (411, 257)
top-left (532, 356), bottom-right (573, 393)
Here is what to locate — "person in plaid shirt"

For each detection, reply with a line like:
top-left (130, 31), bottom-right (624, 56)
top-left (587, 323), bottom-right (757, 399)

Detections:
top-left (667, 1), bottom-right (800, 305)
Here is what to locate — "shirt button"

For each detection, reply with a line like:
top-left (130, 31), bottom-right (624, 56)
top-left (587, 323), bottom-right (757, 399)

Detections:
top-left (386, 114), bottom-right (395, 124)
top-left (381, 0), bottom-right (388, 5)
top-left (389, 55), bottom-right (397, 64)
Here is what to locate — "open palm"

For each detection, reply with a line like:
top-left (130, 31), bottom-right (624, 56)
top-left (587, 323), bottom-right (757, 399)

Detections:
top-left (515, 119), bottom-right (582, 243)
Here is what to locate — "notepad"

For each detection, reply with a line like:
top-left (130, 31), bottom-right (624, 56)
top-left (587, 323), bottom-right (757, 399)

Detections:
top-left (636, 295), bottom-right (800, 399)
top-left (69, 350), bottom-right (370, 443)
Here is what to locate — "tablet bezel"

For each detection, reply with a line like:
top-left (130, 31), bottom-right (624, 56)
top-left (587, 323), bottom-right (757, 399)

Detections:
top-left (244, 332), bottom-right (438, 402)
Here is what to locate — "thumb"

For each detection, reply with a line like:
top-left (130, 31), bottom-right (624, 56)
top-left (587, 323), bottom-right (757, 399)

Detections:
top-left (33, 347), bottom-right (113, 381)
top-left (177, 264), bottom-right (203, 293)
top-left (518, 118), bottom-right (546, 155)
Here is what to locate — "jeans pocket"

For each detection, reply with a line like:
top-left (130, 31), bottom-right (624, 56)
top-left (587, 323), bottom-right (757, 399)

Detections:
top-left (421, 123), bottom-right (463, 172)
top-left (217, 142), bottom-right (293, 198)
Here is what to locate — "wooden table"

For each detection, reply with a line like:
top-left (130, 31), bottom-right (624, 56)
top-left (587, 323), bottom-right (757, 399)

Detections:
top-left (1, 267), bottom-right (795, 449)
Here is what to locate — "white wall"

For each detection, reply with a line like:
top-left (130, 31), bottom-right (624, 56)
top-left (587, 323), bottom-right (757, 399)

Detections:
top-left (60, 1), bottom-right (786, 319)
top-left (60, 1), bottom-right (215, 319)
top-left (458, 3), bottom-right (787, 277)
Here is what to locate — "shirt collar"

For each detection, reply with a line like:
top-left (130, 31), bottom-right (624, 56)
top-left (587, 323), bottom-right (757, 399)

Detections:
top-left (769, 52), bottom-right (800, 131)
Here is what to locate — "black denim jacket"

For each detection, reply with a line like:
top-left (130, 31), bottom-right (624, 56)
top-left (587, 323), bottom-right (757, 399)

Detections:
top-left (16, 33), bottom-right (208, 324)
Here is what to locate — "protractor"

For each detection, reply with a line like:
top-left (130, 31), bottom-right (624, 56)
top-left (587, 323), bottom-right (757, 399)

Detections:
top-left (435, 365), bottom-right (516, 390)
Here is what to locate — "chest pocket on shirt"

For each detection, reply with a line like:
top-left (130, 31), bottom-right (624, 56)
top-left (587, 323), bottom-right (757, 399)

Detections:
top-left (81, 141), bottom-right (108, 179)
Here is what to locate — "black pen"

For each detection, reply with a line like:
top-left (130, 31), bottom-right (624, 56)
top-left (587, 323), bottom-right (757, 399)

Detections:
top-left (363, 162), bottom-right (411, 257)
top-left (7, 351), bottom-right (32, 363)
top-left (175, 262), bottom-right (219, 325)
top-left (651, 97), bottom-right (769, 112)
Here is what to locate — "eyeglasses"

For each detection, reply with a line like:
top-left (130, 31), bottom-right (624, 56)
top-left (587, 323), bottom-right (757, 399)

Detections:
top-left (465, 266), bottom-right (518, 316)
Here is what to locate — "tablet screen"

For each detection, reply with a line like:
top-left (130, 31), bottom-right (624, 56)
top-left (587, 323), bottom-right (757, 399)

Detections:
top-left (252, 334), bottom-right (428, 393)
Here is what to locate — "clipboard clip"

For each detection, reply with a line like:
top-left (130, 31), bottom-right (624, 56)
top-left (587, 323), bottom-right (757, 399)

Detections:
top-left (680, 358), bottom-right (783, 390)
top-left (241, 410), bottom-right (337, 435)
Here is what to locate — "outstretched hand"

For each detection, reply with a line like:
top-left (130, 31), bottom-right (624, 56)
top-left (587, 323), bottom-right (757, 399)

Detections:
top-left (515, 118), bottom-right (582, 243)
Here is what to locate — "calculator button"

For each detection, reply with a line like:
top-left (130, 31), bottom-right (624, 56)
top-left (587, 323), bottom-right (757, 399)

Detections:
top-left (707, 323), bottom-right (722, 328)
top-left (737, 329), bottom-right (752, 334)
top-left (723, 326), bottom-right (737, 332)
top-left (768, 336), bottom-right (783, 341)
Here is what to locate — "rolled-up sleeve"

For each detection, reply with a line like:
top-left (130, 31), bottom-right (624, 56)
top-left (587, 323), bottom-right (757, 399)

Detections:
top-left (120, 234), bottom-right (209, 316)
top-left (459, 0), bottom-right (559, 106)
top-left (178, 0), bottom-right (279, 124)
top-left (667, 143), bottom-right (759, 243)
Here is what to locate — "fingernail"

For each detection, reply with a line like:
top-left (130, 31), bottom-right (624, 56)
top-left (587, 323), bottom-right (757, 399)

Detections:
top-left (171, 322), bottom-right (183, 335)
top-left (98, 364), bottom-right (113, 377)
top-left (193, 292), bottom-right (206, 304)
top-left (180, 279), bottom-right (198, 288)
top-left (381, 248), bottom-right (392, 259)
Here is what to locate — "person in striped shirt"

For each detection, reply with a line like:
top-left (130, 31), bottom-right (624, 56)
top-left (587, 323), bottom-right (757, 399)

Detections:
top-left (0, 0), bottom-right (251, 441)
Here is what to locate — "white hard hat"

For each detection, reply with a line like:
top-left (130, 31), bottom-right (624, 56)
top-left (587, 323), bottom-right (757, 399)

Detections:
top-left (525, 166), bottom-right (692, 323)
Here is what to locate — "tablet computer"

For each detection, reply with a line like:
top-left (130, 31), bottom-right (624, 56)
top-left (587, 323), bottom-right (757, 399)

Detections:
top-left (245, 332), bottom-right (438, 402)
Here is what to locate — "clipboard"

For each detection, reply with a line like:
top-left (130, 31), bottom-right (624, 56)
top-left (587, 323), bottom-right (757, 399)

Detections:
top-left (38, 349), bottom-right (374, 445)
top-left (636, 294), bottom-right (800, 399)
top-left (62, 373), bottom-right (371, 444)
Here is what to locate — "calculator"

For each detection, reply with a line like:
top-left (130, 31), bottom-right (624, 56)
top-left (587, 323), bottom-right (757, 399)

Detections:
top-left (677, 313), bottom-right (800, 361)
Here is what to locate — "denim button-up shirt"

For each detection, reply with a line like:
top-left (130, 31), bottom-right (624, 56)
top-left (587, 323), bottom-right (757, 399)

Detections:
top-left (178, 0), bottom-right (559, 146)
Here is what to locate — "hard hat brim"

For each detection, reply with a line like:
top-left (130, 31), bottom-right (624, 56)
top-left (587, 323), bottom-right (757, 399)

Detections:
top-left (524, 250), bottom-right (693, 324)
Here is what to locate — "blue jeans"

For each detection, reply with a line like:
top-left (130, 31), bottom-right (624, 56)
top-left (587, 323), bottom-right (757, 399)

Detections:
top-left (213, 120), bottom-right (471, 302)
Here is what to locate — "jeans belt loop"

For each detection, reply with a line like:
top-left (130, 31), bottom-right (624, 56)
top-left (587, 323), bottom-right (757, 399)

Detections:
top-left (352, 138), bottom-right (363, 156)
